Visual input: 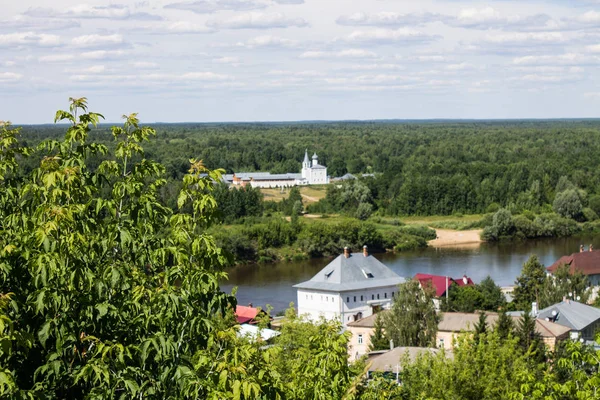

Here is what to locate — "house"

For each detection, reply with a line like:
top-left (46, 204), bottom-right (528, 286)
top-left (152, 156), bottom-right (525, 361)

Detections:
top-left (347, 310), bottom-right (571, 359)
top-left (367, 347), bottom-right (450, 380)
top-left (223, 150), bottom-right (329, 188)
top-left (414, 273), bottom-right (475, 310)
top-left (294, 246), bottom-right (405, 328)
top-left (347, 313), bottom-right (380, 359)
top-left (536, 300), bottom-right (600, 342)
top-left (547, 246), bottom-right (600, 285)
top-left (237, 324), bottom-right (280, 342)
top-left (437, 312), bottom-right (570, 351)
top-left (235, 305), bottom-right (265, 325)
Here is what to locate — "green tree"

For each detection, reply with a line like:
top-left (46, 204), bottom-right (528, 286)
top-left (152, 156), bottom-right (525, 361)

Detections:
top-left (1, 99), bottom-right (237, 398)
top-left (553, 189), bottom-right (584, 220)
top-left (541, 264), bottom-right (589, 308)
top-left (443, 284), bottom-right (484, 313)
top-left (478, 276), bottom-right (506, 311)
top-left (368, 314), bottom-right (389, 351)
top-left (473, 312), bottom-right (488, 344)
top-left (516, 312), bottom-right (546, 362)
top-left (383, 280), bottom-right (439, 348)
top-left (513, 255), bottom-right (547, 311)
top-left (495, 308), bottom-right (514, 340)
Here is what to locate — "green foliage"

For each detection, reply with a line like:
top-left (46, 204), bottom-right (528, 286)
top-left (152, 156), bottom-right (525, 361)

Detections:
top-left (1, 99), bottom-right (236, 398)
top-left (368, 314), bottom-right (389, 352)
top-left (383, 280), bottom-right (439, 348)
top-left (553, 189), bottom-right (584, 220)
top-left (513, 255), bottom-right (547, 311)
top-left (279, 187), bottom-right (303, 216)
top-left (495, 309), bottom-right (515, 340)
top-left (473, 312), bottom-right (487, 344)
top-left (441, 276), bottom-right (505, 313)
top-left (213, 183), bottom-right (263, 223)
top-left (541, 264), bottom-right (589, 307)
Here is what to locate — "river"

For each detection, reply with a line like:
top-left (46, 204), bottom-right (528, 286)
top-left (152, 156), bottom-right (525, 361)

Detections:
top-left (220, 235), bottom-right (598, 313)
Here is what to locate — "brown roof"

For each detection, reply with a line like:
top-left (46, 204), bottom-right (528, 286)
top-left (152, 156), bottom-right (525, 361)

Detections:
top-left (368, 347), bottom-right (452, 372)
top-left (438, 312), bottom-right (571, 339)
top-left (547, 251), bottom-right (600, 276)
top-left (347, 312), bottom-right (384, 328)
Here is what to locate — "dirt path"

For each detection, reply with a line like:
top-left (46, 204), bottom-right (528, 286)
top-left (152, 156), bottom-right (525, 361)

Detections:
top-left (428, 228), bottom-right (483, 248)
top-left (301, 194), bottom-right (320, 203)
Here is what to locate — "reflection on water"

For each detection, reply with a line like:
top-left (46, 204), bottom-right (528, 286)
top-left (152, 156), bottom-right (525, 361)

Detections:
top-left (220, 235), bottom-right (598, 313)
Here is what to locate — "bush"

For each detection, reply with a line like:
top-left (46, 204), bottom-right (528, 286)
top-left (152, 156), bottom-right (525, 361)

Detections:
top-left (399, 225), bottom-right (437, 240)
top-left (583, 207), bottom-right (599, 222)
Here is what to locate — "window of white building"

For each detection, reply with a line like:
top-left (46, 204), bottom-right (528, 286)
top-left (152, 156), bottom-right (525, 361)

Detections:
top-left (358, 334), bottom-right (363, 345)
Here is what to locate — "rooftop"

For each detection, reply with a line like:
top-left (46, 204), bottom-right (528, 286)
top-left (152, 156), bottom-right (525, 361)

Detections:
top-left (368, 347), bottom-right (451, 372)
top-left (294, 250), bottom-right (405, 292)
top-left (547, 250), bottom-right (600, 276)
top-left (414, 273), bottom-right (474, 298)
top-left (537, 300), bottom-right (600, 331)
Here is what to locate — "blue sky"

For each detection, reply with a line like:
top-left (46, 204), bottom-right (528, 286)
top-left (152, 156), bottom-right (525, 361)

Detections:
top-left (2, 0), bottom-right (600, 123)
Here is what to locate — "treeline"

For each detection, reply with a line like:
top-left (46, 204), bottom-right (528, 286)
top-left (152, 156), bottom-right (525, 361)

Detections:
top-left (18, 120), bottom-right (600, 217)
top-left (214, 217), bottom-right (436, 264)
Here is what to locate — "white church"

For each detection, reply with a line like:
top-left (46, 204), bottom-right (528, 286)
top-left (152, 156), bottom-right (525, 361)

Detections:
top-left (294, 246), bottom-right (406, 327)
top-left (224, 150), bottom-right (329, 188)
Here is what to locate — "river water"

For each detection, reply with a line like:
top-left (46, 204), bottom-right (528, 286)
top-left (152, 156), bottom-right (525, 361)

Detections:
top-left (220, 235), bottom-right (598, 313)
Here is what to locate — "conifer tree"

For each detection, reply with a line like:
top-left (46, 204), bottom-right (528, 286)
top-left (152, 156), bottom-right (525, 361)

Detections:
top-left (496, 308), bottom-right (515, 340)
top-left (368, 313), bottom-right (390, 351)
top-left (513, 255), bottom-right (547, 311)
top-left (474, 312), bottom-right (488, 344)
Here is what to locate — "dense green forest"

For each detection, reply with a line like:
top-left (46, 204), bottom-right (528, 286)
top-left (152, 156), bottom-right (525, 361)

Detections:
top-left (17, 120), bottom-right (600, 216)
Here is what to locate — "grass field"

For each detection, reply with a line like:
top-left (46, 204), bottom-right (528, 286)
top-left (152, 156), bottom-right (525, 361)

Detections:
top-left (260, 185), bottom-right (328, 204)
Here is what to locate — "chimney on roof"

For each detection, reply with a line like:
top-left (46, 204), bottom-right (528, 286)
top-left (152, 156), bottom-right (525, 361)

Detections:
top-left (580, 244), bottom-right (584, 253)
top-left (248, 303), bottom-right (253, 308)
top-left (462, 275), bottom-right (468, 285)
top-left (363, 245), bottom-right (368, 257)
top-left (344, 247), bottom-right (350, 258)
top-left (531, 302), bottom-right (538, 316)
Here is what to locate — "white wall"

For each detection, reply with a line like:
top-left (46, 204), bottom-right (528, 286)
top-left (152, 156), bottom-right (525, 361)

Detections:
top-left (297, 286), bottom-right (397, 326)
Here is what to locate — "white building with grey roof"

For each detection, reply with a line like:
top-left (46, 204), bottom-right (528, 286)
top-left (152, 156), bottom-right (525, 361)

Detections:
top-left (536, 300), bottom-right (600, 342)
top-left (293, 246), bottom-right (405, 327)
top-left (223, 150), bottom-right (328, 188)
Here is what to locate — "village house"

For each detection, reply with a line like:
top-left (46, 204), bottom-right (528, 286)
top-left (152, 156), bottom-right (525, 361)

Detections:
top-left (366, 347), bottom-right (451, 381)
top-left (536, 300), bottom-right (600, 342)
top-left (437, 312), bottom-right (570, 351)
top-left (235, 304), bottom-right (267, 325)
top-left (294, 246), bottom-right (405, 328)
top-left (224, 150), bottom-right (329, 188)
top-left (547, 245), bottom-right (600, 285)
top-left (347, 309), bottom-right (571, 358)
top-left (414, 273), bottom-right (475, 310)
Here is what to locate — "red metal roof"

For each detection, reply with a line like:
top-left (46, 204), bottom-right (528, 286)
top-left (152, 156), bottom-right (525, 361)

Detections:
top-left (414, 273), bottom-right (474, 297)
top-left (547, 251), bottom-right (600, 276)
top-left (235, 305), bottom-right (260, 324)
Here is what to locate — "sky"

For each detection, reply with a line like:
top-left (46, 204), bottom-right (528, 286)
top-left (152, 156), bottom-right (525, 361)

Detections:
top-left (2, 0), bottom-right (600, 123)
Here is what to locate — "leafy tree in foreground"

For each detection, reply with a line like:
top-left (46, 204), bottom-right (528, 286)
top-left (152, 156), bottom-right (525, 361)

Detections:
top-left (383, 280), bottom-right (439, 348)
top-left (0, 99), bottom-right (236, 398)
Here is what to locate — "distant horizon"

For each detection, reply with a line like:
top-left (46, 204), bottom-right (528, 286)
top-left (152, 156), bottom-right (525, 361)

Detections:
top-left (12, 117), bottom-right (600, 127)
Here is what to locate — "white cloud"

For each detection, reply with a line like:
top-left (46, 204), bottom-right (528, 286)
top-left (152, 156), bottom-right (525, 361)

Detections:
top-left (300, 49), bottom-right (378, 59)
top-left (164, 0), bottom-right (266, 14)
top-left (0, 32), bottom-right (60, 48)
top-left (446, 63), bottom-right (476, 71)
top-left (207, 12), bottom-right (308, 29)
top-left (132, 61), bottom-right (159, 69)
top-left (272, 0), bottom-right (303, 4)
top-left (214, 56), bottom-right (241, 65)
top-left (24, 5), bottom-right (162, 21)
top-left (513, 53), bottom-right (600, 66)
top-left (235, 35), bottom-right (300, 48)
top-left (446, 7), bottom-right (556, 31)
top-left (337, 12), bottom-right (440, 27)
top-left (71, 34), bottom-right (125, 48)
top-left (0, 16), bottom-right (80, 32)
top-left (131, 21), bottom-right (216, 34)
top-left (343, 28), bottom-right (439, 45)
top-left (0, 72), bottom-right (23, 83)
top-left (482, 32), bottom-right (568, 46)
top-left (81, 50), bottom-right (127, 60)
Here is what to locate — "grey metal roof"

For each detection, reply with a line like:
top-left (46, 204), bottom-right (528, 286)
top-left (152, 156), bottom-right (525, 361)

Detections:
top-left (294, 253), bottom-right (405, 292)
top-left (310, 164), bottom-right (326, 170)
top-left (303, 150), bottom-right (309, 163)
top-left (225, 172), bottom-right (302, 181)
top-left (537, 301), bottom-right (600, 331)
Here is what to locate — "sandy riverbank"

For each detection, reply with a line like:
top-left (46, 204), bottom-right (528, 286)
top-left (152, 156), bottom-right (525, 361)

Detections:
top-left (428, 228), bottom-right (483, 248)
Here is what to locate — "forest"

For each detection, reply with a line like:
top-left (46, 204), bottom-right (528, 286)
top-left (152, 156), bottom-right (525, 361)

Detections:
top-left (17, 119), bottom-right (600, 216)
